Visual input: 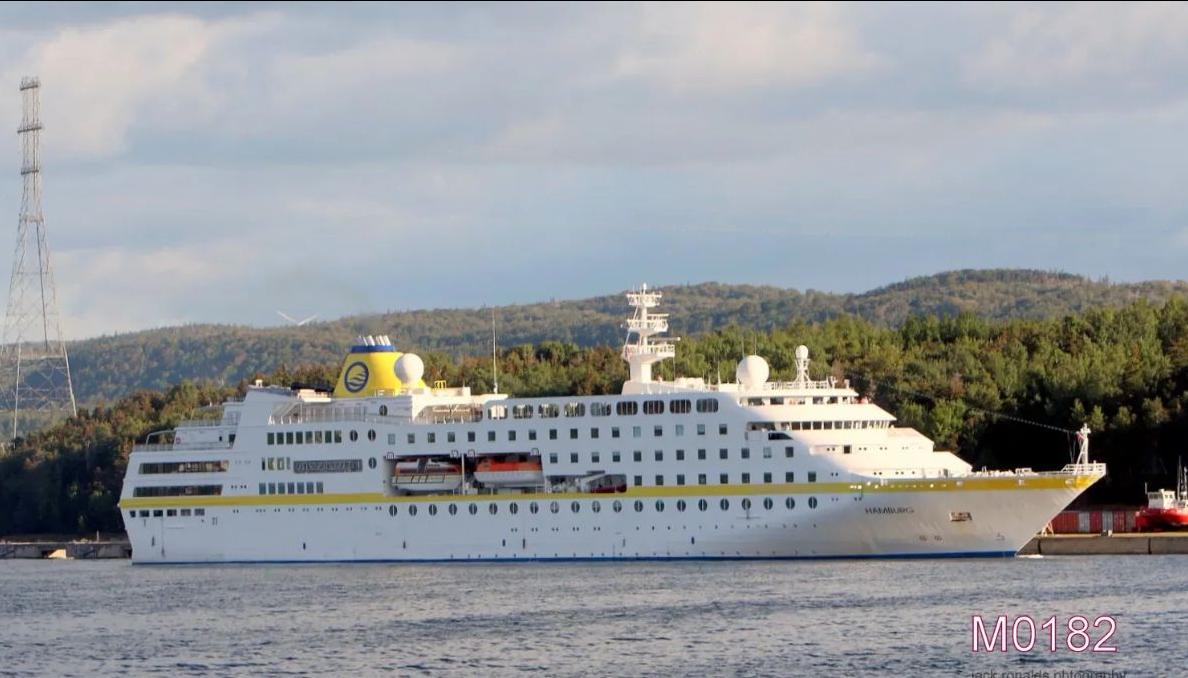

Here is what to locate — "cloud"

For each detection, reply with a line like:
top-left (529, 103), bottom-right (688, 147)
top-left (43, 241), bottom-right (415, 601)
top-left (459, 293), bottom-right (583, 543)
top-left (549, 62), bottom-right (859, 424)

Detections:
top-left (614, 3), bottom-right (882, 92)
top-left (966, 3), bottom-right (1188, 93)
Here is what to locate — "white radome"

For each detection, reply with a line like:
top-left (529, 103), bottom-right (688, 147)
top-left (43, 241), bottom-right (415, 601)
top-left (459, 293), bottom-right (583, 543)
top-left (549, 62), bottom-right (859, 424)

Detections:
top-left (395, 353), bottom-right (425, 385)
top-left (795, 345), bottom-right (809, 360)
top-left (736, 355), bottom-right (769, 388)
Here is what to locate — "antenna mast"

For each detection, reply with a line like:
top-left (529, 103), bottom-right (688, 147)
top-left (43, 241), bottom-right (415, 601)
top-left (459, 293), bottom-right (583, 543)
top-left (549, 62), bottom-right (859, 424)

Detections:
top-left (0, 77), bottom-right (77, 439)
top-left (491, 308), bottom-right (499, 394)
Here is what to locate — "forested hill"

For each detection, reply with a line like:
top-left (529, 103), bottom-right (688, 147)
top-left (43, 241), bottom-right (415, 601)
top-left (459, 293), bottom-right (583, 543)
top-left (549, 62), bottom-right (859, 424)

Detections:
top-left (67, 269), bottom-right (1188, 404)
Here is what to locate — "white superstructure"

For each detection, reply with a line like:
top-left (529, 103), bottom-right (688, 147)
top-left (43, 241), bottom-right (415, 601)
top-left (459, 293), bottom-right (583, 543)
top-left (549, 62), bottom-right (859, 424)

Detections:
top-left (119, 286), bottom-right (1105, 563)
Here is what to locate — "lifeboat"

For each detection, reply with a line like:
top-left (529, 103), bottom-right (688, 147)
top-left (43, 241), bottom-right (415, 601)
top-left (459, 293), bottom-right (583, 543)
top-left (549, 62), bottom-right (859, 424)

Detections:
top-left (473, 455), bottom-right (544, 487)
top-left (1136, 460), bottom-right (1188, 531)
top-left (392, 459), bottom-right (462, 494)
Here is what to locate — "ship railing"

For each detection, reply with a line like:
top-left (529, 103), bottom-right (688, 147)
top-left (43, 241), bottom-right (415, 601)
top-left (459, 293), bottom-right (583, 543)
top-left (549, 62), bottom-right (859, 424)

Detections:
top-left (131, 441), bottom-right (234, 453)
top-left (177, 417), bottom-right (238, 429)
top-left (1054, 462), bottom-right (1108, 476)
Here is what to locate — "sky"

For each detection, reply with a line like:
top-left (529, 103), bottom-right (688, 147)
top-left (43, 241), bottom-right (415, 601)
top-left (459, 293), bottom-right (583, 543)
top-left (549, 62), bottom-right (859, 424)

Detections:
top-left (0, 2), bottom-right (1186, 339)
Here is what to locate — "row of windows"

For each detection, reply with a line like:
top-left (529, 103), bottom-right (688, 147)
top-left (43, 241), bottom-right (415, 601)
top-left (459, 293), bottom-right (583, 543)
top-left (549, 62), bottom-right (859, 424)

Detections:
top-left (132, 485), bottom-right (223, 497)
top-left (547, 446), bottom-right (796, 465)
top-left (387, 495), bottom-right (818, 517)
top-left (259, 481), bottom-right (325, 495)
top-left (625, 471), bottom-right (815, 486)
top-left (268, 430), bottom-right (347, 445)
top-left (489, 398), bottom-right (720, 420)
top-left (781, 420), bottom-right (890, 431)
top-left (129, 508), bottom-right (206, 518)
top-left (408, 423), bottom-right (730, 446)
top-left (139, 460), bottom-right (228, 475)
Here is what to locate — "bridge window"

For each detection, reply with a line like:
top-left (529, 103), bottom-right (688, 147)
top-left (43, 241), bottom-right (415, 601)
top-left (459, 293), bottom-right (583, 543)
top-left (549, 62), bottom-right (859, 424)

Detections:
top-left (564, 402), bottom-right (585, 417)
top-left (696, 398), bottom-right (718, 413)
top-left (616, 402), bottom-right (638, 416)
top-left (670, 399), bottom-right (691, 414)
top-left (591, 403), bottom-right (612, 417)
top-left (538, 403), bottom-right (559, 418)
top-left (643, 400), bottom-right (664, 415)
top-left (133, 484), bottom-right (222, 497)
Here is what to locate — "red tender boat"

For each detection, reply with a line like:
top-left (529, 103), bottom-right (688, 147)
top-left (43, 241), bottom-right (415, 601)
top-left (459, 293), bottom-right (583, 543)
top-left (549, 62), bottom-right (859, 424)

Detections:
top-left (1136, 460), bottom-right (1188, 532)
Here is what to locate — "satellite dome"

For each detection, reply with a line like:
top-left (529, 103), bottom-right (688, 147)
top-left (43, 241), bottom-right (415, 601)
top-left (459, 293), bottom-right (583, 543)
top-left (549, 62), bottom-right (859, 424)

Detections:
top-left (395, 353), bottom-right (425, 386)
top-left (736, 355), bottom-right (770, 389)
top-left (795, 345), bottom-right (809, 360)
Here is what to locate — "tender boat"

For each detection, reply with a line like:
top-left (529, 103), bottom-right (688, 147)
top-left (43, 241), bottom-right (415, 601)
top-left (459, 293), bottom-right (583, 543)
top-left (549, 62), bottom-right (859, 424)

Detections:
top-left (473, 455), bottom-right (544, 487)
top-left (1136, 459), bottom-right (1188, 531)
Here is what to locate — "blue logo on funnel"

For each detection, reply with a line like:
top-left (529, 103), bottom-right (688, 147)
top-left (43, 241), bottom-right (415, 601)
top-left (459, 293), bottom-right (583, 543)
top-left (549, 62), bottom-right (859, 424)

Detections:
top-left (344, 361), bottom-right (369, 393)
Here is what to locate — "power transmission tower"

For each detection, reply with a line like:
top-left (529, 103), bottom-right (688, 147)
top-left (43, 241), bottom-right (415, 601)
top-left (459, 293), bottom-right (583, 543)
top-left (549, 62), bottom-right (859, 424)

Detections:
top-left (0, 77), bottom-right (77, 439)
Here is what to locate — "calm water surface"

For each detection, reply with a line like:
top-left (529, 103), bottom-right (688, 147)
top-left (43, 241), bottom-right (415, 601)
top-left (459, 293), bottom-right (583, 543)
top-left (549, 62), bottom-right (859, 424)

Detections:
top-left (0, 556), bottom-right (1183, 677)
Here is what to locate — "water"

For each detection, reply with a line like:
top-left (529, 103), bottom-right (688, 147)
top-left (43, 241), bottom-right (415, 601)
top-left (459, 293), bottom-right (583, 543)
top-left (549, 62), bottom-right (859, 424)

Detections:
top-left (0, 556), bottom-right (1183, 677)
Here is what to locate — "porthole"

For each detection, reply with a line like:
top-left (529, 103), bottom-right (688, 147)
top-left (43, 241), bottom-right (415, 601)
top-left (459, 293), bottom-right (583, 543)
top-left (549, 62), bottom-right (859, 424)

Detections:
top-left (719, 498), bottom-right (729, 511)
top-left (591, 501), bottom-right (601, 513)
top-left (489, 503), bottom-right (498, 515)
top-left (368, 457), bottom-right (377, 469)
top-left (676, 500), bottom-right (686, 512)
top-left (633, 500), bottom-right (644, 512)
top-left (428, 504), bottom-right (438, 516)
top-left (448, 504), bottom-right (458, 515)
top-left (808, 497), bottom-right (818, 509)
top-left (529, 502), bottom-right (539, 514)
top-left (742, 498), bottom-right (752, 511)
top-left (763, 497), bottom-right (773, 510)
top-left (388, 505), bottom-right (397, 516)
top-left (509, 502), bottom-right (519, 515)
top-left (349, 430), bottom-right (359, 442)
top-left (367, 429), bottom-right (376, 442)
top-left (698, 499), bottom-right (708, 511)
top-left (408, 505), bottom-right (418, 516)
top-left (612, 500), bottom-right (622, 513)
top-left (571, 501), bottom-right (581, 513)
top-left (550, 501), bottom-right (560, 514)
top-left (379, 405), bottom-right (388, 416)
top-left (786, 497), bottom-right (796, 509)
top-left (654, 500), bottom-right (665, 512)
top-left (468, 503), bottom-right (478, 515)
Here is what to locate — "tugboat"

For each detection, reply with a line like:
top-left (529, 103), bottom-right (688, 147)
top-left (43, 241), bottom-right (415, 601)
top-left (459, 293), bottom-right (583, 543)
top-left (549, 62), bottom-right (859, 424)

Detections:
top-left (1136, 459), bottom-right (1188, 531)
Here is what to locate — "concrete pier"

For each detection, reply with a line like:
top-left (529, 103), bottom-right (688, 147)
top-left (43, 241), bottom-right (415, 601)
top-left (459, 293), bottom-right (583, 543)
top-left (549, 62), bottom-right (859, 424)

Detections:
top-left (1020, 533), bottom-right (1188, 556)
top-left (0, 540), bottom-right (131, 559)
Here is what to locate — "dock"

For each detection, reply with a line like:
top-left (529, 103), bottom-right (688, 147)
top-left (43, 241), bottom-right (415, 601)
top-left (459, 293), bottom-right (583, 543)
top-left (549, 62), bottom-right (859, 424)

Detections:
top-left (1020, 532), bottom-right (1188, 556)
top-left (0, 540), bottom-right (132, 559)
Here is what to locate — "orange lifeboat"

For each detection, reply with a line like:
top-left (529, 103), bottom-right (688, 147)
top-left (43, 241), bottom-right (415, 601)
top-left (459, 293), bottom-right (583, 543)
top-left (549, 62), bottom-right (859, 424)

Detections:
top-left (474, 455), bottom-right (544, 487)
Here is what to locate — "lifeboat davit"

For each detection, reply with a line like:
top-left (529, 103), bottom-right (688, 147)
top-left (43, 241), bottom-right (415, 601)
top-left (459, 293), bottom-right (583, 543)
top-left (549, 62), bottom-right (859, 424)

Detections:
top-left (392, 460), bottom-right (462, 493)
top-left (473, 455), bottom-right (544, 487)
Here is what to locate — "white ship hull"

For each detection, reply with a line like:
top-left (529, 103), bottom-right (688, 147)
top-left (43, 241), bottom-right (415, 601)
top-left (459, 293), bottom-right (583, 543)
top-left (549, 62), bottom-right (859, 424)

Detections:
top-left (124, 474), bottom-right (1098, 563)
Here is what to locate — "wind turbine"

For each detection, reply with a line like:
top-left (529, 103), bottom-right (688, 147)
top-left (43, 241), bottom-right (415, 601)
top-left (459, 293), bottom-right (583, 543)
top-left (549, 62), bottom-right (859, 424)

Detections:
top-left (277, 310), bottom-right (317, 326)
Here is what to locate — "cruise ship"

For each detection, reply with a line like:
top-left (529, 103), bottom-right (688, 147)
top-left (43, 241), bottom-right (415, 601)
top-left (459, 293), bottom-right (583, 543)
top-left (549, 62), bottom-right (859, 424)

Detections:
top-left (118, 285), bottom-right (1106, 563)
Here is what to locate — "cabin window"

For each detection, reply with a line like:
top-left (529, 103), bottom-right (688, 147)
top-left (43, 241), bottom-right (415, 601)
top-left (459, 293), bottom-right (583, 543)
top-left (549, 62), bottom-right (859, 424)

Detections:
top-left (670, 399), bottom-right (691, 414)
top-left (612, 451), bottom-right (621, 462)
top-left (368, 430), bottom-right (377, 442)
top-left (698, 499), bottom-right (708, 511)
top-left (643, 400), bottom-right (664, 415)
top-left (719, 498), bottom-right (730, 511)
top-left (616, 402), bottom-right (638, 416)
top-left (166, 509), bottom-right (177, 517)
top-left (676, 474), bottom-right (685, 486)
top-left (448, 504), bottom-right (457, 515)
top-left (334, 431), bottom-right (342, 443)
top-left (447, 432), bottom-right (455, 443)
top-left (808, 497), bottom-right (818, 509)
top-left (591, 403), bottom-right (611, 417)
top-left (286, 432), bottom-right (294, 445)
top-left (258, 483), bottom-right (266, 495)
top-left (570, 501), bottom-right (580, 513)
top-left (488, 431), bottom-right (496, 442)
top-left (808, 472), bottom-right (817, 483)
top-left (488, 504), bottom-right (498, 515)
top-left (591, 452), bottom-right (600, 463)
top-left (529, 502), bottom-right (539, 514)
top-left (676, 449), bottom-right (685, 461)
top-left (570, 428), bottom-right (578, 440)
top-left (786, 497), bottom-right (795, 509)
top-left (508, 431), bottom-right (516, 441)
top-left (528, 430), bottom-right (537, 441)
top-left (427, 504), bottom-right (437, 516)
top-left (741, 448), bottom-right (750, 459)
top-left (634, 475), bottom-right (642, 487)
top-left (654, 499), bottom-right (665, 511)
top-left (564, 403), bottom-right (585, 417)
top-left (316, 482), bottom-right (324, 493)
top-left (763, 446), bottom-right (772, 459)
top-left (742, 498), bottom-right (752, 511)
top-left (633, 500), bottom-right (644, 512)
top-left (590, 428), bottom-right (599, 439)
top-left (612, 500), bottom-right (622, 513)
top-left (653, 426), bottom-right (663, 437)
top-left (785, 472), bottom-right (794, 482)
top-left (719, 473), bottom-right (728, 484)
top-left (719, 424), bottom-right (728, 435)
top-left (468, 431), bottom-right (476, 442)
top-left (654, 450), bottom-right (663, 462)
top-left (469, 504), bottom-right (478, 515)
top-left (427, 433), bottom-right (435, 443)
top-left (697, 449), bottom-right (706, 460)
top-left (763, 472), bottom-right (772, 483)
top-left (633, 451), bottom-right (642, 462)
top-left (408, 505), bottom-right (418, 516)
top-left (550, 501), bottom-right (560, 514)
top-left (549, 429), bottom-right (558, 440)
top-left (675, 424), bottom-right (684, 436)
top-left (719, 449), bottom-right (728, 460)
top-left (697, 424), bottom-right (706, 436)
top-left (655, 475), bottom-right (664, 486)
top-left (611, 427), bottom-right (620, 438)
top-left (549, 453), bottom-right (558, 464)
top-left (698, 474), bottom-right (707, 485)
top-left (267, 433), bottom-right (275, 445)
top-left (379, 405), bottom-right (388, 416)
top-left (268, 482), bottom-right (276, 494)
top-left (349, 431), bottom-right (358, 442)
top-left (509, 503), bottom-right (519, 515)
top-left (570, 453), bottom-right (579, 463)
top-left (785, 446), bottom-right (795, 458)
top-left (741, 473), bottom-right (750, 484)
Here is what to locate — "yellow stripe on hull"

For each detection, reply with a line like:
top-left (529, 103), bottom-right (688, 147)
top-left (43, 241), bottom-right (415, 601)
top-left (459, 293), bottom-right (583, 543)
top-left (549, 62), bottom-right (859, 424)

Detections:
top-left (119, 473), bottom-right (1101, 510)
